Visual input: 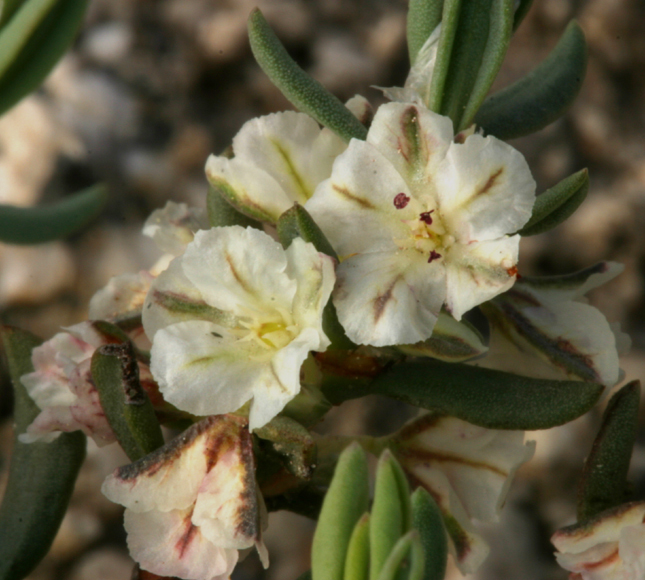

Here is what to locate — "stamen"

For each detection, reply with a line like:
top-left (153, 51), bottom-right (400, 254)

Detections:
top-left (428, 250), bottom-right (442, 263)
top-left (393, 193), bottom-right (410, 209)
top-left (419, 210), bottom-right (434, 225)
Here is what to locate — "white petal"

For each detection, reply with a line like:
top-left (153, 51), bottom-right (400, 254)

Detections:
top-left (333, 251), bottom-right (445, 346)
top-left (344, 94), bottom-right (373, 125)
top-left (404, 24), bottom-right (442, 103)
top-left (307, 139), bottom-right (412, 256)
top-left (366, 102), bottom-right (452, 197)
top-left (143, 201), bottom-right (207, 256)
top-left (149, 320), bottom-right (266, 417)
top-left (444, 236), bottom-right (519, 320)
top-left (125, 509), bottom-right (237, 580)
top-left (233, 111), bottom-right (334, 204)
top-left (180, 227), bottom-right (296, 318)
top-left (435, 134), bottom-right (535, 242)
top-left (619, 523), bottom-right (645, 578)
top-left (206, 155), bottom-right (293, 223)
top-left (89, 271), bottom-right (155, 321)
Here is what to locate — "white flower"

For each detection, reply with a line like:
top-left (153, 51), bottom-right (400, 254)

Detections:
top-left (482, 262), bottom-right (630, 388)
top-left (142, 225), bottom-right (335, 430)
top-left (102, 414), bottom-right (268, 580)
top-left (19, 322), bottom-right (156, 446)
top-left (390, 413), bottom-right (535, 573)
top-left (552, 502), bottom-right (645, 580)
top-left (204, 97), bottom-right (371, 224)
top-left (306, 101), bottom-right (536, 346)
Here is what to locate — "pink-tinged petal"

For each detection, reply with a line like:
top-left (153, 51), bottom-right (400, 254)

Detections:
top-left (365, 102), bottom-right (452, 198)
top-left (306, 139), bottom-right (411, 256)
top-left (395, 414), bottom-right (534, 524)
top-left (555, 541), bottom-right (623, 580)
top-left (233, 111), bottom-right (342, 204)
top-left (89, 270), bottom-right (155, 322)
top-left (444, 236), bottom-right (520, 320)
top-left (435, 134), bottom-right (535, 242)
top-left (344, 94), bottom-right (373, 126)
top-left (143, 202), bottom-right (208, 256)
top-left (618, 524), bottom-right (645, 578)
top-left (125, 508), bottom-right (237, 580)
top-left (205, 155), bottom-right (294, 223)
top-left (180, 227), bottom-right (296, 318)
top-left (333, 250), bottom-right (446, 346)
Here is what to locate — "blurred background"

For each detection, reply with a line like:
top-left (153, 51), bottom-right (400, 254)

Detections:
top-left (1, 0), bottom-right (645, 578)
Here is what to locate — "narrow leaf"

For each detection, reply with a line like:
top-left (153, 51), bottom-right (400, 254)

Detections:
top-left (577, 381), bottom-right (640, 521)
top-left (426, 0), bottom-right (461, 112)
top-left (407, 535), bottom-right (425, 580)
top-left (475, 21), bottom-right (587, 140)
top-left (376, 531), bottom-right (419, 580)
top-left (344, 513), bottom-right (370, 580)
top-left (370, 451), bottom-right (411, 580)
top-left (519, 168), bottom-right (589, 236)
top-left (248, 9), bottom-right (368, 143)
top-left (0, 0), bottom-right (89, 117)
top-left (367, 360), bottom-right (603, 430)
top-left (312, 443), bottom-right (370, 580)
top-left (407, 0), bottom-right (444, 65)
top-left (206, 184), bottom-right (263, 229)
top-left (0, 326), bottom-right (86, 580)
top-left (0, 0), bottom-right (26, 27)
top-left (458, 0), bottom-right (515, 130)
top-left (91, 341), bottom-right (164, 461)
top-left (0, 184), bottom-right (107, 244)
top-left (411, 488), bottom-right (448, 580)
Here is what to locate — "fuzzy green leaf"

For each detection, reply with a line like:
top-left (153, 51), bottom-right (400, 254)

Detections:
top-left (312, 443), bottom-right (370, 580)
top-left (206, 184), bottom-right (263, 229)
top-left (91, 341), bottom-right (164, 462)
top-left (519, 168), bottom-right (588, 236)
top-left (426, 0), bottom-right (460, 112)
top-left (0, 0), bottom-right (89, 117)
top-left (0, 184), bottom-right (107, 245)
top-left (475, 21), bottom-right (587, 139)
top-left (407, 0), bottom-right (444, 65)
top-left (376, 531), bottom-right (422, 580)
top-left (344, 513), bottom-right (370, 580)
top-left (370, 451), bottom-right (412, 580)
top-left (577, 381), bottom-right (640, 521)
top-left (248, 9), bottom-right (367, 143)
top-left (411, 488), bottom-right (448, 580)
top-left (366, 360), bottom-right (603, 430)
top-left (0, 326), bottom-right (86, 580)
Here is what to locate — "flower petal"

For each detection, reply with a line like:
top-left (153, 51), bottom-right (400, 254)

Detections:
top-left (89, 271), bottom-right (155, 322)
top-left (444, 236), bottom-right (520, 320)
top-left (333, 250), bottom-right (446, 346)
top-left (435, 134), bottom-right (535, 242)
top-left (143, 201), bottom-right (207, 256)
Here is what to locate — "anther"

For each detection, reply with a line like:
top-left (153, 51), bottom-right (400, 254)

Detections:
top-left (419, 210), bottom-right (434, 225)
top-left (428, 250), bottom-right (442, 263)
top-left (393, 193), bottom-right (410, 209)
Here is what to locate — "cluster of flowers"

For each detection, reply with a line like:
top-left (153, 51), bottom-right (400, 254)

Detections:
top-left (18, 79), bottom-right (640, 579)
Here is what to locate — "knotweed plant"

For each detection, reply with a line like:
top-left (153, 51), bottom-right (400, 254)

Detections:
top-left (0, 1), bottom-right (643, 580)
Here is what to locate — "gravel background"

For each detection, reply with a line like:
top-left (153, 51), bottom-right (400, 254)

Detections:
top-left (1, 0), bottom-right (645, 578)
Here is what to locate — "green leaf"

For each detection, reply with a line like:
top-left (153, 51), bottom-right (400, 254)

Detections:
top-left (512, 0), bottom-right (535, 31)
top-left (370, 451), bottom-right (412, 580)
top-left (344, 513), bottom-right (370, 580)
top-left (376, 531), bottom-right (422, 580)
top-left (0, 0), bottom-right (26, 27)
top-left (407, 0), bottom-right (444, 65)
top-left (426, 0), bottom-right (460, 113)
top-left (475, 21), bottom-right (587, 140)
top-left (411, 488), bottom-right (447, 580)
top-left (0, 0), bottom-right (89, 118)
top-left (206, 184), bottom-right (263, 229)
top-left (248, 9), bottom-right (367, 143)
top-left (0, 326), bottom-right (86, 580)
top-left (458, 0), bottom-right (515, 130)
top-left (91, 341), bottom-right (165, 461)
top-left (396, 312), bottom-right (488, 362)
top-left (312, 443), bottom-right (370, 580)
top-left (277, 204), bottom-right (356, 351)
top-left (255, 415), bottom-right (316, 480)
top-left (577, 381), bottom-right (640, 521)
top-left (0, 184), bottom-right (107, 244)
top-left (519, 168), bottom-right (589, 236)
top-left (366, 360), bottom-right (603, 430)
